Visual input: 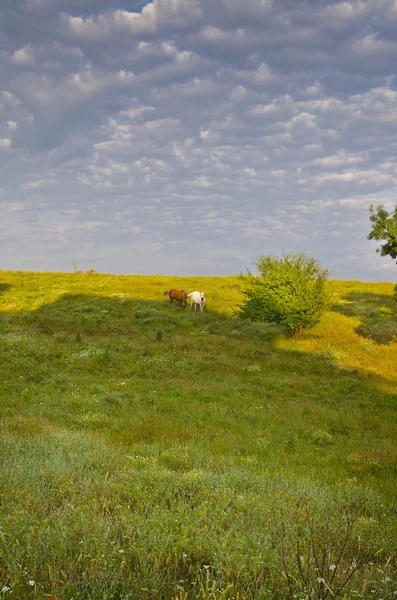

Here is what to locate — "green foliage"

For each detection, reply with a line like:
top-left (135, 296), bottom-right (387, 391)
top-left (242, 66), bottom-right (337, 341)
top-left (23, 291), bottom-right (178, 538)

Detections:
top-left (238, 252), bottom-right (330, 335)
top-left (367, 202), bottom-right (397, 262)
top-left (311, 428), bottom-right (334, 446)
top-left (367, 203), bottom-right (397, 302)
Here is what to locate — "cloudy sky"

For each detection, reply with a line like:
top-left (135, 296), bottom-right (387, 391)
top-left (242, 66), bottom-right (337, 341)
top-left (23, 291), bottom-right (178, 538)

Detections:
top-left (1, 0), bottom-right (397, 279)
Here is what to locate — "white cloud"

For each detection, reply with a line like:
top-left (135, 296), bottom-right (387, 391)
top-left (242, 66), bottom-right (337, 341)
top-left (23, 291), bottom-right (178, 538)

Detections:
top-left (230, 85), bottom-right (247, 101)
top-left (193, 176), bottom-right (211, 187)
top-left (199, 128), bottom-right (219, 143)
top-left (244, 167), bottom-right (257, 176)
top-left (251, 103), bottom-right (279, 116)
top-left (121, 106), bottom-right (156, 120)
top-left (21, 177), bottom-right (56, 190)
top-left (233, 62), bottom-right (275, 86)
top-left (285, 112), bottom-right (318, 131)
top-left (64, 1), bottom-right (203, 38)
top-left (313, 153), bottom-right (365, 168)
top-left (199, 25), bottom-right (252, 46)
top-left (10, 45), bottom-right (35, 66)
top-left (315, 170), bottom-right (395, 185)
top-left (6, 202), bottom-right (25, 212)
top-left (302, 81), bottom-right (323, 97)
top-left (325, 2), bottom-right (370, 22)
top-left (350, 33), bottom-right (397, 57)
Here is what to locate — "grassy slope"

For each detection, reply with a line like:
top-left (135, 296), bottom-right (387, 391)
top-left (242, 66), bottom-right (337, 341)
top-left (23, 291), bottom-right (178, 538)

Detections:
top-left (0, 270), bottom-right (396, 600)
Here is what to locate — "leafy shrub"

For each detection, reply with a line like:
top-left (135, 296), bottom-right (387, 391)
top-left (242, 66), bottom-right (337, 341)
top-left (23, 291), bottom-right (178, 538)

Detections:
top-left (311, 428), bottom-right (334, 446)
top-left (238, 252), bottom-right (330, 335)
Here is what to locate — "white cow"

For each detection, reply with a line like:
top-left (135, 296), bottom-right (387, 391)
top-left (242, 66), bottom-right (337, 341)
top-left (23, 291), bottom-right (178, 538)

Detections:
top-left (187, 291), bottom-right (206, 312)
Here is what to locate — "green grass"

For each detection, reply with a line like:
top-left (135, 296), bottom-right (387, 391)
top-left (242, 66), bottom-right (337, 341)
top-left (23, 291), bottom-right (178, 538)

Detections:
top-left (0, 270), bottom-right (396, 599)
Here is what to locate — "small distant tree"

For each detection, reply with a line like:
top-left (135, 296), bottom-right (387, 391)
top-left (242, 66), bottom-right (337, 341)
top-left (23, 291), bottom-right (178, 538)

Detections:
top-left (238, 252), bottom-right (330, 335)
top-left (367, 202), bottom-right (397, 263)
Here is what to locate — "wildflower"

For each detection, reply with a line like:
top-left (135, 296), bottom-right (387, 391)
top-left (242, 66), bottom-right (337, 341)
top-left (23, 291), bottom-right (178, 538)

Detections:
top-left (28, 580), bottom-right (35, 586)
top-left (316, 577), bottom-right (325, 583)
top-left (1, 586), bottom-right (10, 592)
top-left (49, 597), bottom-right (55, 600)
top-left (55, 579), bottom-right (61, 585)
top-left (329, 565), bottom-right (336, 571)
top-left (119, 549), bottom-right (124, 553)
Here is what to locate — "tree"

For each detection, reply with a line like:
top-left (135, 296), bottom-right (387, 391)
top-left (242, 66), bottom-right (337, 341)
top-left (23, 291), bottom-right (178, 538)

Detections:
top-left (367, 202), bottom-right (397, 263)
top-left (238, 252), bottom-right (330, 335)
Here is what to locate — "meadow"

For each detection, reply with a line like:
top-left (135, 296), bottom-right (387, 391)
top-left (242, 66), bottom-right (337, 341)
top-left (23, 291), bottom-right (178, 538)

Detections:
top-left (0, 270), bottom-right (396, 600)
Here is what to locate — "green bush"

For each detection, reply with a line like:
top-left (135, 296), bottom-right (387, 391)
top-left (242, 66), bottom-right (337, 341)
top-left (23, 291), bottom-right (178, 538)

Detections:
top-left (311, 428), bottom-right (334, 446)
top-left (238, 252), bottom-right (330, 335)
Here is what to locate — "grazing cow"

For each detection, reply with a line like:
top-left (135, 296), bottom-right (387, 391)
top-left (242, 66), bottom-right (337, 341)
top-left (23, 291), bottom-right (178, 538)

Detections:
top-left (163, 288), bottom-right (188, 308)
top-left (187, 290), bottom-right (206, 313)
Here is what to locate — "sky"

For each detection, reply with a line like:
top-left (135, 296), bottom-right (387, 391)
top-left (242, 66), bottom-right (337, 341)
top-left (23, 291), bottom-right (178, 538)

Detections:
top-left (1, 0), bottom-right (397, 280)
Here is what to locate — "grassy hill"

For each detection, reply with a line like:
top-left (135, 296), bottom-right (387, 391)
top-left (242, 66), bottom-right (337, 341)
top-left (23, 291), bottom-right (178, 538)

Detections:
top-left (0, 270), bottom-right (396, 599)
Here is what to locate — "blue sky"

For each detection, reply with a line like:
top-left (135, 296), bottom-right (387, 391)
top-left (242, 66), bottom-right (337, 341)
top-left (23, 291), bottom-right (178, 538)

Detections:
top-left (1, 0), bottom-right (397, 279)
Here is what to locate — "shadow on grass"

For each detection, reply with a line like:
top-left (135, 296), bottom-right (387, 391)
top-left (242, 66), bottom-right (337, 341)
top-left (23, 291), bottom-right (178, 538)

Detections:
top-left (0, 283), bottom-right (12, 294)
top-left (9, 292), bottom-right (284, 343)
top-left (2, 292), bottom-right (395, 383)
top-left (331, 291), bottom-right (397, 344)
